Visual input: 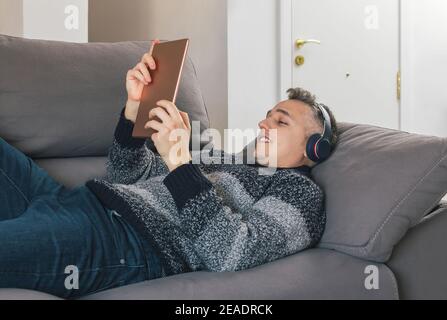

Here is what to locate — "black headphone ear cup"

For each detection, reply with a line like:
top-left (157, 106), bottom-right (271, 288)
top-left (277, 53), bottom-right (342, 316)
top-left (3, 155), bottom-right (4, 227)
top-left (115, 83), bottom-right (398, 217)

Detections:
top-left (306, 134), bottom-right (321, 163)
top-left (316, 138), bottom-right (331, 161)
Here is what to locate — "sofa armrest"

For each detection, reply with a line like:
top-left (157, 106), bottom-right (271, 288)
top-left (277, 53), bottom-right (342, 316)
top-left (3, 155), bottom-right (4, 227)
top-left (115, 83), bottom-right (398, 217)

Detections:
top-left (82, 248), bottom-right (398, 300)
top-left (387, 205), bottom-right (447, 299)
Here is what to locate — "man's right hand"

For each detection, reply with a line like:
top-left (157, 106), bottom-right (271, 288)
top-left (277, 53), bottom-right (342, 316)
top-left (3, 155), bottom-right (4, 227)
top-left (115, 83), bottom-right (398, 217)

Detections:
top-left (124, 38), bottom-right (160, 123)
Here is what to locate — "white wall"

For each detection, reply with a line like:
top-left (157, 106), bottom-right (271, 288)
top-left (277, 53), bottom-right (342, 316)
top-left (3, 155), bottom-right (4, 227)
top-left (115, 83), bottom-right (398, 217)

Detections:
top-left (22, 0), bottom-right (88, 42)
top-left (227, 0), bottom-right (279, 152)
top-left (401, 0), bottom-right (447, 137)
top-left (0, 0), bottom-right (88, 42)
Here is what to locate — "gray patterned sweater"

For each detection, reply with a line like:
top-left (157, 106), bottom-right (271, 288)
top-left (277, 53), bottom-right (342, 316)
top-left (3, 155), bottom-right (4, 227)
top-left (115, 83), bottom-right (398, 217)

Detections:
top-left (86, 107), bottom-right (326, 276)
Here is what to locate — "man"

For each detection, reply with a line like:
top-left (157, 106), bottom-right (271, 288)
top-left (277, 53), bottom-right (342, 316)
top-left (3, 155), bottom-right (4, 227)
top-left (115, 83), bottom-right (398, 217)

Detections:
top-left (0, 40), bottom-right (338, 298)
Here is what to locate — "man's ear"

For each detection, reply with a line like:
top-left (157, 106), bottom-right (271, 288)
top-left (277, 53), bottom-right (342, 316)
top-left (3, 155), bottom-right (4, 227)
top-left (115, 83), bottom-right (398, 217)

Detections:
top-left (303, 151), bottom-right (316, 167)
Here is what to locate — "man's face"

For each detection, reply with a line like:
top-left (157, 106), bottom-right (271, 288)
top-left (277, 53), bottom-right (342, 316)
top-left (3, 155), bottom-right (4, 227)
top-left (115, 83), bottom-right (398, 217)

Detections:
top-left (255, 99), bottom-right (320, 168)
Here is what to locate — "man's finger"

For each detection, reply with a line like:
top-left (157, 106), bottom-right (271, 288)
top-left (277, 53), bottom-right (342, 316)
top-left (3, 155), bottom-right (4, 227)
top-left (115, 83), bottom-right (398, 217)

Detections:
top-left (148, 38), bottom-right (160, 56)
top-left (135, 62), bottom-right (151, 83)
top-left (142, 54), bottom-right (156, 70)
top-left (128, 69), bottom-right (147, 84)
top-left (156, 100), bottom-right (182, 122)
top-left (179, 111), bottom-right (191, 131)
top-left (144, 119), bottom-right (164, 131)
top-left (149, 107), bottom-right (172, 126)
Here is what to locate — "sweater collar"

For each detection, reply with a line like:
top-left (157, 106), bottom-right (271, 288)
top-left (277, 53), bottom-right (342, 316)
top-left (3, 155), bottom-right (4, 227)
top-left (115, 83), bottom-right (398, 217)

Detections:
top-left (248, 162), bottom-right (312, 176)
top-left (205, 146), bottom-right (312, 177)
top-left (290, 165), bottom-right (312, 177)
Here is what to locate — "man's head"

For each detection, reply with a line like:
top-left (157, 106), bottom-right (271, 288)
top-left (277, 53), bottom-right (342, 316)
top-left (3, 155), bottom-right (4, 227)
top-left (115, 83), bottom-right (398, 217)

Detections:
top-left (255, 87), bottom-right (338, 168)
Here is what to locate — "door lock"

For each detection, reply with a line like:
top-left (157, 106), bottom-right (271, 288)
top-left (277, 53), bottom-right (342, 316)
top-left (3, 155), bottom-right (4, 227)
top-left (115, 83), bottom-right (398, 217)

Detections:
top-left (295, 55), bottom-right (305, 66)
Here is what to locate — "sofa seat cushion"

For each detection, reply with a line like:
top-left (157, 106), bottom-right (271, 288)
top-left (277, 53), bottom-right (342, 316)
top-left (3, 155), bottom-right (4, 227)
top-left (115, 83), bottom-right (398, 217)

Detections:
top-left (312, 122), bottom-right (447, 262)
top-left (34, 156), bottom-right (107, 188)
top-left (0, 288), bottom-right (61, 300)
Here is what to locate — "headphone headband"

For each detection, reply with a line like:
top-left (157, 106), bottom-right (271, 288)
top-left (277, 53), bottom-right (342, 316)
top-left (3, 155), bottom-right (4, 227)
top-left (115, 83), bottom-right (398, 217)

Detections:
top-left (316, 103), bottom-right (332, 143)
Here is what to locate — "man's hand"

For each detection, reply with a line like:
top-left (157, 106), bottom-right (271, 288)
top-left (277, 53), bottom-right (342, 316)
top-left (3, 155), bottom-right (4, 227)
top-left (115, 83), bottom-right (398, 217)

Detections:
top-left (144, 100), bottom-right (192, 171)
top-left (124, 38), bottom-right (160, 123)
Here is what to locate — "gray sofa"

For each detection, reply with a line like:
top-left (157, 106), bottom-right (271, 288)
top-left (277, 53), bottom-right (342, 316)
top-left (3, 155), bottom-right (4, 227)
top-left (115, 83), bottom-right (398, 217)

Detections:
top-left (1, 35), bottom-right (447, 300)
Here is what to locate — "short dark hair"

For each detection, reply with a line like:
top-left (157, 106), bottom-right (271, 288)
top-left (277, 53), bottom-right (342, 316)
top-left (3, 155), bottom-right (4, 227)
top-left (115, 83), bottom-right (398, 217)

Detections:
top-left (286, 87), bottom-right (338, 146)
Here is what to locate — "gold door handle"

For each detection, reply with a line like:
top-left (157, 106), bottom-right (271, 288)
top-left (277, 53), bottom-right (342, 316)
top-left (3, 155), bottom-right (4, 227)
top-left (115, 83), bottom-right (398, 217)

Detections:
top-left (296, 39), bottom-right (321, 49)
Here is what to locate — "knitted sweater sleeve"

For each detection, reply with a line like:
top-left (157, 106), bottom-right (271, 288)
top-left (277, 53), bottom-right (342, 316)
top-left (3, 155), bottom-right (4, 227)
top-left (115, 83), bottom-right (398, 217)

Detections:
top-left (106, 107), bottom-right (169, 184)
top-left (163, 163), bottom-right (326, 272)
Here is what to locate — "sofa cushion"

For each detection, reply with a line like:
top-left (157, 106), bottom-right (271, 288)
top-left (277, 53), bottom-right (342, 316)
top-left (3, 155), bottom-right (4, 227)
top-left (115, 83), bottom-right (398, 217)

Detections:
top-left (312, 122), bottom-right (447, 262)
top-left (0, 288), bottom-right (61, 300)
top-left (34, 156), bottom-right (107, 188)
top-left (0, 34), bottom-right (210, 159)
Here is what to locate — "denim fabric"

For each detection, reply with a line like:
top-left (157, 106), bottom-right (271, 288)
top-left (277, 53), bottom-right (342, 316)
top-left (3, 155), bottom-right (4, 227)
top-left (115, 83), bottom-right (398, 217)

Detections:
top-left (0, 137), bottom-right (163, 299)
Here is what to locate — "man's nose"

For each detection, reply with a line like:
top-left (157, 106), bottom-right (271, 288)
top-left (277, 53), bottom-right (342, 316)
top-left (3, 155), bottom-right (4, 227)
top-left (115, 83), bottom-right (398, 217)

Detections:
top-left (258, 119), bottom-right (269, 130)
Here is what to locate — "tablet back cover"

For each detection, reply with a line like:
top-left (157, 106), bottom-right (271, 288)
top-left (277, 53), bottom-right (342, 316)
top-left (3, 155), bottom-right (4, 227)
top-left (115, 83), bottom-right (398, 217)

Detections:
top-left (132, 38), bottom-right (189, 138)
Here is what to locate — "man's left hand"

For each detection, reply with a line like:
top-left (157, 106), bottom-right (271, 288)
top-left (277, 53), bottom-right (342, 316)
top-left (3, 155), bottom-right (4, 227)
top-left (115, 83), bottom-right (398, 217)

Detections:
top-left (144, 100), bottom-right (192, 172)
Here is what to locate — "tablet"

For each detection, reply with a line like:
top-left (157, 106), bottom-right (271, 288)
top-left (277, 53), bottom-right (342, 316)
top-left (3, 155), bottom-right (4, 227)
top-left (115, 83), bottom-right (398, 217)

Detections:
top-left (132, 38), bottom-right (189, 138)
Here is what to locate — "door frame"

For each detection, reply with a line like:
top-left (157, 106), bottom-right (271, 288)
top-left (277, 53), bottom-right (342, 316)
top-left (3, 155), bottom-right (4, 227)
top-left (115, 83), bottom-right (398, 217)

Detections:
top-left (399, 0), bottom-right (411, 133)
top-left (278, 0), bottom-right (293, 102)
top-left (279, 0), bottom-right (402, 129)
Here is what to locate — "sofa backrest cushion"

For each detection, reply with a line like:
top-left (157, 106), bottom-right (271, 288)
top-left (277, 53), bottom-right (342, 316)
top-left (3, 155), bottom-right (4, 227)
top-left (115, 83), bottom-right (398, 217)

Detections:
top-left (312, 122), bottom-right (447, 262)
top-left (0, 34), bottom-right (210, 158)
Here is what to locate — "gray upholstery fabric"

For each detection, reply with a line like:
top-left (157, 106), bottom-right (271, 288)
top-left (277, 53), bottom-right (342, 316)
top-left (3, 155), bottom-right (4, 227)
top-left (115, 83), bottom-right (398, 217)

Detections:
top-left (0, 288), bottom-right (61, 300)
top-left (312, 122), bottom-right (447, 262)
top-left (34, 156), bottom-right (106, 189)
top-left (82, 248), bottom-right (398, 300)
top-left (0, 34), bottom-right (210, 160)
top-left (387, 203), bottom-right (447, 299)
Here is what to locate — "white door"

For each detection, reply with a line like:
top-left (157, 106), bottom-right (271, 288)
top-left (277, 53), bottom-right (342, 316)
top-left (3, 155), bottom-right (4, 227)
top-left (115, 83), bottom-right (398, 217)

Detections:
top-left (401, 0), bottom-right (447, 137)
top-left (280, 0), bottom-right (400, 129)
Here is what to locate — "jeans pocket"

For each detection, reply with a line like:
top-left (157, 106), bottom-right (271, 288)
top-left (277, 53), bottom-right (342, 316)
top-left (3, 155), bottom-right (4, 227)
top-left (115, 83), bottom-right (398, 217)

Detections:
top-left (108, 209), bottom-right (127, 259)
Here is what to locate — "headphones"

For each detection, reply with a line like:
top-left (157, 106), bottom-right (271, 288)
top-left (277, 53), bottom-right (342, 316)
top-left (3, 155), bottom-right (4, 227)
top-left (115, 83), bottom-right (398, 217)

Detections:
top-left (305, 103), bottom-right (333, 163)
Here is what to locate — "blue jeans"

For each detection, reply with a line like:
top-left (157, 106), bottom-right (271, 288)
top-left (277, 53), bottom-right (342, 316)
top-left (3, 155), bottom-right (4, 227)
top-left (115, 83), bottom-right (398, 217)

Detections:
top-left (0, 137), bottom-right (163, 299)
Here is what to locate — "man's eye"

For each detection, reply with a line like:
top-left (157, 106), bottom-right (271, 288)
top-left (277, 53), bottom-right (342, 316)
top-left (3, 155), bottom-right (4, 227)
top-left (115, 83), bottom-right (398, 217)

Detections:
top-left (278, 120), bottom-right (287, 125)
